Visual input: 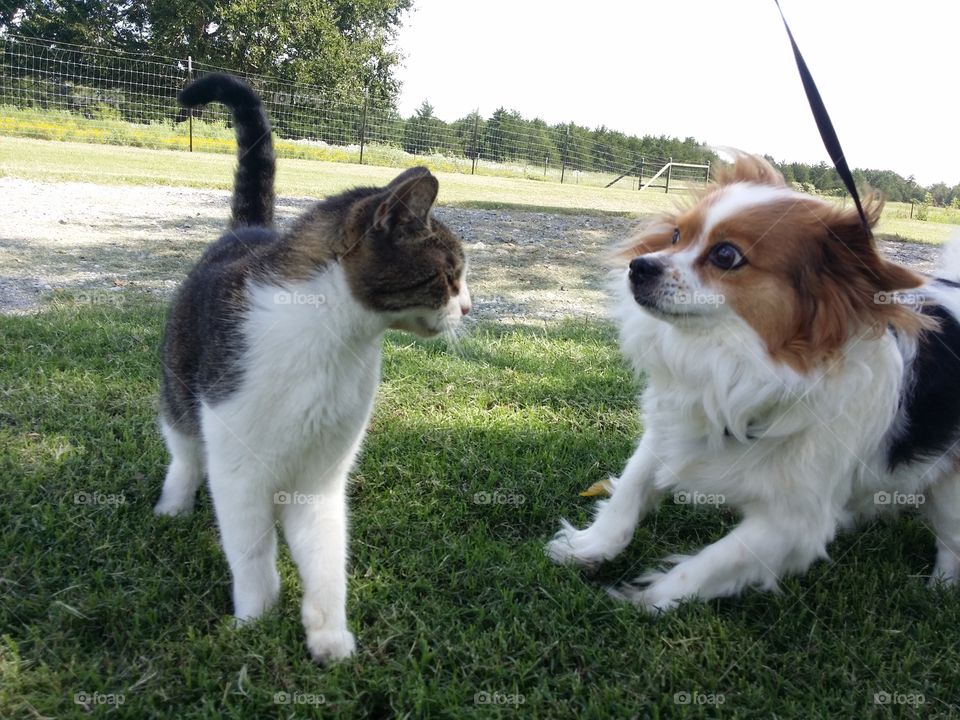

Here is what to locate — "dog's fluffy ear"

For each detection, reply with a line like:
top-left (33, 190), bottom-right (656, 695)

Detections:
top-left (714, 152), bottom-right (785, 187)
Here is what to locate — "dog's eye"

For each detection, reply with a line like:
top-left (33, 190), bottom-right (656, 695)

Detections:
top-left (671, 228), bottom-right (680, 245)
top-left (708, 242), bottom-right (746, 270)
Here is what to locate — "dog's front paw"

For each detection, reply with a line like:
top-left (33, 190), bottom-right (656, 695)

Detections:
top-left (306, 627), bottom-right (356, 665)
top-left (607, 565), bottom-right (689, 614)
top-left (545, 519), bottom-right (623, 568)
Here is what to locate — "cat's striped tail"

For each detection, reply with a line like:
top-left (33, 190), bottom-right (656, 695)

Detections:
top-left (178, 73), bottom-right (275, 229)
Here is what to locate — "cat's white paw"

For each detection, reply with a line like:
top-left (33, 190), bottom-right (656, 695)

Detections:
top-left (306, 627), bottom-right (356, 665)
top-left (153, 495), bottom-right (194, 517)
top-left (545, 519), bottom-right (622, 568)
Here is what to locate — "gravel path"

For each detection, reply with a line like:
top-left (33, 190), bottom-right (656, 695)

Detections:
top-left (0, 177), bottom-right (943, 319)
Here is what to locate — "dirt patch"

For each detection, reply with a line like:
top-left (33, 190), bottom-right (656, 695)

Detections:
top-left (0, 176), bottom-right (944, 319)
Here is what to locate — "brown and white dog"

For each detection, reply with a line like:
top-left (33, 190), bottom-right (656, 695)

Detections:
top-left (547, 154), bottom-right (960, 611)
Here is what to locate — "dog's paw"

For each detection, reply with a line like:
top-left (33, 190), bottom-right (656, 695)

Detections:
top-left (545, 519), bottom-right (623, 568)
top-left (928, 568), bottom-right (960, 589)
top-left (929, 549), bottom-right (960, 588)
top-left (607, 566), bottom-right (686, 614)
top-left (306, 627), bottom-right (356, 665)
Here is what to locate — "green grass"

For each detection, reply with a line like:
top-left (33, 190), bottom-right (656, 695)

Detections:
top-left (2, 135), bottom-right (957, 245)
top-left (0, 135), bottom-right (695, 218)
top-left (0, 105), bottom-right (689, 190)
top-left (878, 202), bottom-right (960, 244)
top-left (3, 296), bottom-right (960, 718)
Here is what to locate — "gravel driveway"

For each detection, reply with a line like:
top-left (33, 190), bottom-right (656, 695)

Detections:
top-left (0, 177), bottom-right (943, 319)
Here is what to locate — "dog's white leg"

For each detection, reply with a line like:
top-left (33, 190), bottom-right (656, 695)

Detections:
top-left (612, 511), bottom-right (832, 612)
top-left (925, 475), bottom-right (960, 587)
top-left (546, 433), bottom-right (664, 567)
top-left (155, 419), bottom-right (204, 516)
top-left (280, 470), bottom-right (355, 665)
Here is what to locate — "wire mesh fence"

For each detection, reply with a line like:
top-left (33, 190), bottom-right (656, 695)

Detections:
top-left (0, 33), bottom-right (711, 191)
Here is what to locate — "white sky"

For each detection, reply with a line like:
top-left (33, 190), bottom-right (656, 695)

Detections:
top-left (395, 0), bottom-right (960, 186)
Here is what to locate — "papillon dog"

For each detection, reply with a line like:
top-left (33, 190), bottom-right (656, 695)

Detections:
top-left (547, 153), bottom-right (960, 612)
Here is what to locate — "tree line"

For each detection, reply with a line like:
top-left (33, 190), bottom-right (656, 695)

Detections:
top-left (2, 2), bottom-right (955, 198)
top-left (398, 101), bottom-right (712, 172)
top-left (768, 157), bottom-right (960, 206)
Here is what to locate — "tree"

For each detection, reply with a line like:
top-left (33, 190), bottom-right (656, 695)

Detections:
top-left (403, 100), bottom-right (450, 155)
top-left (2, 0), bottom-right (412, 101)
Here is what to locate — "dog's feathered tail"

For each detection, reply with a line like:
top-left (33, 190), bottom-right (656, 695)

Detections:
top-left (178, 73), bottom-right (275, 228)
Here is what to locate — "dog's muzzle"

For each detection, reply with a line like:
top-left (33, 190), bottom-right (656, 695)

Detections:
top-left (629, 257), bottom-right (665, 305)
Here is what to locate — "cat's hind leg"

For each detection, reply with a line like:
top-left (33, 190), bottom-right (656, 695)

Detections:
top-left (155, 418), bottom-right (204, 517)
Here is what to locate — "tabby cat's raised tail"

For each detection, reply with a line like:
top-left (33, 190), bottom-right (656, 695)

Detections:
top-left (178, 73), bottom-right (275, 228)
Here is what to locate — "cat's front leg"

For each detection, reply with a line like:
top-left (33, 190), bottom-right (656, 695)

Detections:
top-left (281, 484), bottom-right (354, 664)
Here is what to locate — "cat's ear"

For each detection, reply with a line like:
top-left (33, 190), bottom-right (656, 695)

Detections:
top-left (386, 166), bottom-right (431, 188)
top-left (374, 171), bottom-right (438, 232)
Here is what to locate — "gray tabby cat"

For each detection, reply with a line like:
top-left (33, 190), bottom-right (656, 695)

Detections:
top-left (155, 73), bottom-right (470, 664)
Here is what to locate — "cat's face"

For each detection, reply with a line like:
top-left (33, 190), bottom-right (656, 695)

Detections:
top-left (342, 168), bottom-right (471, 337)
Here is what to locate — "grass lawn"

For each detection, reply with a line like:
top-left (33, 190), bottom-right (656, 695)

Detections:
top-left (0, 136), bottom-right (682, 218)
top-left (2, 136), bottom-right (957, 245)
top-left (2, 296), bottom-right (959, 718)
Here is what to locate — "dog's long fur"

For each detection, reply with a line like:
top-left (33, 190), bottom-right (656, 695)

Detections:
top-left (547, 154), bottom-right (960, 611)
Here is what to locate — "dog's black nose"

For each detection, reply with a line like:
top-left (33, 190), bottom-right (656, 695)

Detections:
top-left (629, 257), bottom-right (665, 283)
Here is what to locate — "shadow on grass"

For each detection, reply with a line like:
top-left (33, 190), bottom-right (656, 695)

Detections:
top-left (2, 301), bottom-right (959, 718)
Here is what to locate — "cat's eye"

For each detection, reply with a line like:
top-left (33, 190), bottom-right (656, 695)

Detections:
top-left (708, 242), bottom-right (747, 270)
top-left (671, 228), bottom-right (680, 245)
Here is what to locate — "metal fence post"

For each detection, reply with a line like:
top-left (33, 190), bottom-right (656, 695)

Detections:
top-left (358, 88), bottom-right (368, 164)
top-left (560, 125), bottom-right (569, 184)
top-left (638, 157), bottom-right (644, 190)
top-left (705, 160), bottom-right (710, 184)
top-left (665, 156), bottom-right (672, 193)
top-left (471, 110), bottom-right (479, 175)
top-left (187, 56), bottom-right (193, 152)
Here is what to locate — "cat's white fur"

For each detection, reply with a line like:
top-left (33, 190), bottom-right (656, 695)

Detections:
top-left (156, 264), bottom-right (469, 663)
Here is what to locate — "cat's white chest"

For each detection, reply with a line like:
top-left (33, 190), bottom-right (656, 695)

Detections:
top-left (212, 266), bottom-right (384, 482)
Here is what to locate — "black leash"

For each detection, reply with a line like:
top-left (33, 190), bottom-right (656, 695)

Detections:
top-left (774, 0), bottom-right (870, 236)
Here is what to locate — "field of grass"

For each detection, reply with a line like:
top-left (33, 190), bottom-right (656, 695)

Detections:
top-left (2, 295), bottom-right (960, 718)
top-left (2, 135), bottom-right (957, 245)
top-left (0, 135), bottom-right (687, 218)
top-left (1, 105), bottom-right (690, 190)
